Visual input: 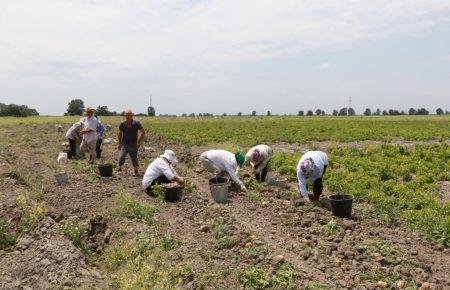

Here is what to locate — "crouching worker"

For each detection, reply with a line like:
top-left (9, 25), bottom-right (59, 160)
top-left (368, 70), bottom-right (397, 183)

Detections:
top-left (297, 151), bottom-right (328, 202)
top-left (65, 119), bottom-right (84, 158)
top-left (245, 144), bottom-right (272, 182)
top-left (200, 150), bottom-right (247, 191)
top-left (142, 150), bottom-right (184, 195)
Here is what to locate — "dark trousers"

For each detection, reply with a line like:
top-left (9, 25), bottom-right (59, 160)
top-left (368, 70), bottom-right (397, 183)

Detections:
top-left (255, 162), bottom-right (269, 182)
top-left (145, 175), bottom-right (170, 194)
top-left (310, 165), bottom-right (327, 196)
top-left (96, 139), bottom-right (103, 159)
top-left (68, 138), bottom-right (77, 159)
top-left (119, 144), bottom-right (139, 167)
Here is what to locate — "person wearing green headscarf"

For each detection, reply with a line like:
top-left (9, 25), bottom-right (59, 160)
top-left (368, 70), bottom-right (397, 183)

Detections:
top-left (199, 149), bottom-right (247, 191)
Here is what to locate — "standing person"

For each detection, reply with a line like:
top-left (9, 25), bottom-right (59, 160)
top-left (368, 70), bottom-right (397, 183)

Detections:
top-left (245, 144), bottom-right (272, 182)
top-left (297, 151), bottom-right (328, 202)
top-left (96, 120), bottom-right (105, 159)
top-left (117, 109), bottom-right (146, 175)
top-left (65, 119), bottom-right (84, 159)
top-left (80, 108), bottom-right (99, 163)
top-left (142, 149), bottom-right (184, 194)
top-left (199, 149), bottom-right (247, 191)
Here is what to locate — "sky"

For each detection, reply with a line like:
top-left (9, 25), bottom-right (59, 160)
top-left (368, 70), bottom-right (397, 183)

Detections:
top-left (0, 0), bottom-right (449, 115)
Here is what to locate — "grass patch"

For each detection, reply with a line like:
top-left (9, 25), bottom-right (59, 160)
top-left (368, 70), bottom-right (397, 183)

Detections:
top-left (16, 194), bottom-right (45, 233)
top-left (305, 282), bottom-right (334, 290)
top-left (116, 193), bottom-right (156, 224)
top-left (0, 219), bottom-right (16, 251)
top-left (319, 220), bottom-right (342, 234)
top-left (60, 218), bottom-right (88, 253)
top-left (240, 264), bottom-right (300, 289)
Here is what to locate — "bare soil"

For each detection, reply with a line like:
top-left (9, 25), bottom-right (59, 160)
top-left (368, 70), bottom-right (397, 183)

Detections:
top-left (0, 123), bottom-right (448, 289)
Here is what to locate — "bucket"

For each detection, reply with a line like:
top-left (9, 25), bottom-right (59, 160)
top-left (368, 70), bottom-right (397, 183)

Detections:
top-left (98, 164), bottom-right (113, 177)
top-left (55, 172), bottom-right (68, 186)
top-left (63, 149), bottom-right (73, 159)
top-left (209, 177), bottom-right (229, 203)
top-left (329, 194), bottom-right (354, 218)
top-left (164, 185), bottom-right (183, 202)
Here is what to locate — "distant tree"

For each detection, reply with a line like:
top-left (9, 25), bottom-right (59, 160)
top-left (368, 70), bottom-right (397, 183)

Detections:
top-left (66, 99), bottom-right (84, 116)
top-left (388, 109), bottom-right (401, 116)
top-left (321, 111), bottom-right (326, 116)
top-left (0, 103), bottom-right (39, 117)
top-left (408, 108), bottom-right (417, 115)
top-left (251, 111), bottom-right (257, 116)
top-left (332, 110), bottom-right (338, 116)
top-left (436, 108), bottom-right (444, 115)
top-left (338, 108), bottom-right (348, 116)
top-left (267, 111), bottom-right (271, 116)
top-left (364, 108), bottom-right (371, 116)
top-left (375, 108), bottom-right (381, 116)
top-left (147, 106), bottom-right (156, 116)
top-left (416, 108), bottom-right (429, 115)
top-left (400, 110), bottom-right (406, 115)
top-left (315, 109), bottom-right (322, 116)
top-left (237, 112), bottom-right (242, 116)
top-left (306, 110), bottom-right (313, 116)
top-left (198, 113), bottom-right (203, 117)
top-left (189, 113), bottom-right (195, 117)
top-left (181, 113), bottom-right (187, 117)
top-left (298, 110), bottom-right (304, 116)
top-left (446, 110), bottom-right (450, 115)
top-left (222, 113), bottom-right (227, 116)
top-left (382, 110), bottom-right (388, 116)
top-left (96, 106), bottom-right (117, 116)
top-left (348, 108), bottom-right (355, 116)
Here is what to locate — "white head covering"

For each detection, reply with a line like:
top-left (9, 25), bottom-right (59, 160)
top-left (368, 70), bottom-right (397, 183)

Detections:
top-left (160, 149), bottom-right (178, 164)
top-left (300, 157), bottom-right (315, 177)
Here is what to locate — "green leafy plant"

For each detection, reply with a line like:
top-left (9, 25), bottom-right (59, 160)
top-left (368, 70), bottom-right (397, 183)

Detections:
top-left (116, 193), bottom-right (156, 224)
top-left (0, 219), bottom-right (16, 251)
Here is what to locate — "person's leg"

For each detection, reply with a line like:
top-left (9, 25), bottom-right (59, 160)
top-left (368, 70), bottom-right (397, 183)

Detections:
top-left (89, 140), bottom-right (97, 162)
top-left (118, 146), bottom-right (128, 170)
top-left (128, 145), bottom-right (139, 174)
top-left (255, 171), bottom-right (261, 182)
top-left (96, 139), bottom-right (103, 159)
top-left (313, 178), bottom-right (323, 197)
top-left (260, 162), bottom-right (269, 182)
top-left (69, 139), bottom-right (76, 158)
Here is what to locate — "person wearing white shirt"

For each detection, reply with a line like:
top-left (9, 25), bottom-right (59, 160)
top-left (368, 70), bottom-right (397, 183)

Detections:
top-left (200, 150), bottom-right (247, 191)
top-left (142, 150), bottom-right (184, 194)
top-left (80, 107), bottom-right (99, 163)
top-left (297, 151), bottom-right (329, 202)
top-left (244, 144), bottom-right (272, 182)
top-left (65, 119), bottom-right (84, 158)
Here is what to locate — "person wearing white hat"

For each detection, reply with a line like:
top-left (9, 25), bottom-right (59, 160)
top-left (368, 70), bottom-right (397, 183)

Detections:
top-left (296, 151), bottom-right (328, 202)
top-left (80, 107), bottom-right (98, 163)
top-left (142, 149), bottom-right (185, 194)
top-left (244, 144), bottom-right (272, 182)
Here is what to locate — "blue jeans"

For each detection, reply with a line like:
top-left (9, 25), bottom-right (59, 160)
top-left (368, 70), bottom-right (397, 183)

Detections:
top-left (119, 144), bottom-right (139, 167)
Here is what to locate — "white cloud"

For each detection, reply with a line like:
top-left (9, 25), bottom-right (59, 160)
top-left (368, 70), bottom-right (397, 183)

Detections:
top-left (318, 63), bottom-right (331, 69)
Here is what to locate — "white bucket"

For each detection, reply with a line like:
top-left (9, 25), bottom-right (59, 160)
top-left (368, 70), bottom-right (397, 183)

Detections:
top-left (55, 172), bottom-right (68, 186)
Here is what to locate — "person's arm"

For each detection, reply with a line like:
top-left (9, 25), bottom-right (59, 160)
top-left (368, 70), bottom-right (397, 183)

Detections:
top-left (162, 165), bottom-right (184, 183)
top-left (137, 123), bottom-right (145, 149)
top-left (117, 131), bottom-right (123, 150)
top-left (297, 174), bottom-right (309, 199)
top-left (227, 165), bottom-right (246, 191)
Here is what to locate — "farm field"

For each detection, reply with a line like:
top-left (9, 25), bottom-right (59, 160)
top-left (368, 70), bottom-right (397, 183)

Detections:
top-left (0, 116), bottom-right (449, 289)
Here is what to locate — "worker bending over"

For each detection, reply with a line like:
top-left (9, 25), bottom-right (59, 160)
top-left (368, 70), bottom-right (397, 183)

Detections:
top-left (142, 150), bottom-right (184, 194)
top-left (245, 144), bottom-right (272, 182)
top-left (297, 151), bottom-right (328, 202)
top-left (200, 150), bottom-right (247, 191)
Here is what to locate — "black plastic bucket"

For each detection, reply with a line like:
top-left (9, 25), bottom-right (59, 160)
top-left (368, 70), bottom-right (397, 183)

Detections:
top-left (164, 186), bottom-right (183, 202)
top-left (98, 164), bottom-right (113, 177)
top-left (63, 149), bottom-right (73, 159)
top-left (329, 194), bottom-right (354, 218)
top-left (209, 177), bottom-right (228, 185)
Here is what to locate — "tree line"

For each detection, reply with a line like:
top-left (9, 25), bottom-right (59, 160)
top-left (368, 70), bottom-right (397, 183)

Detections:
top-left (0, 103), bottom-right (39, 117)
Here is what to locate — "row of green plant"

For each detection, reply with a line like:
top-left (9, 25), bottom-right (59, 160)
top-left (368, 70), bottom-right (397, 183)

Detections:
top-left (142, 116), bottom-right (450, 146)
top-left (239, 264), bottom-right (301, 289)
top-left (271, 143), bottom-right (450, 246)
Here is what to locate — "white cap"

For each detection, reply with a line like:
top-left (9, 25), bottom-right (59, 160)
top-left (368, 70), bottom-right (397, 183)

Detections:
top-left (160, 149), bottom-right (178, 164)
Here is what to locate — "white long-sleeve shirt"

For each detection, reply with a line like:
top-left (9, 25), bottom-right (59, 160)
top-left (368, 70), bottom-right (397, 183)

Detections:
top-left (142, 157), bottom-right (177, 190)
top-left (297, 151), bottom-right (328, 197)
top-left (65, 122), bottom-right (83, 140)
top-left (245, 145), bottom-right (272, 173)
top-left (204, 150), bottom-right (243, 186)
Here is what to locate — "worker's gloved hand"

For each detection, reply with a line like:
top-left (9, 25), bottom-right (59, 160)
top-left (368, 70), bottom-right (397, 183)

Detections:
top-left (240, 184), bottom-right (247, 192)
top-left (178, 176), bottom-right (185, 184)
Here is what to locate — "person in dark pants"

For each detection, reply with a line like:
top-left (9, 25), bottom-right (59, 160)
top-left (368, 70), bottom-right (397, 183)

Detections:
top-left (65, 119), bottom-right (84, 159)
top-left (96, 121), bottom-right (105, 159)
top-left (244, 145), bottom-right (272, 183)
top-left (142, 150), bottom-right (184, 195)
top-left (117, 109), bottom-right (146, 175)
top-left (296, 151), bottom-right (329, 202)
